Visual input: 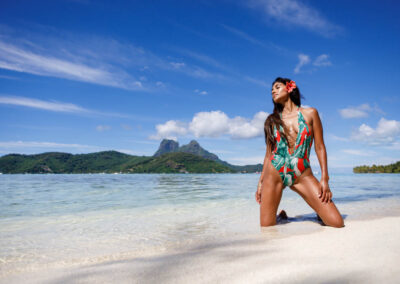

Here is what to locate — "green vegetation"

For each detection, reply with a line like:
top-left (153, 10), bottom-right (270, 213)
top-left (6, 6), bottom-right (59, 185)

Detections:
top-left (0, 151), bottom-right (236, 174)
top-left (128, 152), bottom-right (235, 173)
top-left (0, 139), bottom-right (264, 174)
top-left (353, 161), bottom-right (400, 173)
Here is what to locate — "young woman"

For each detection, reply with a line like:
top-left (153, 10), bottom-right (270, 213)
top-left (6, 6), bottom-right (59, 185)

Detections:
top-left (255, 77), bottom-right (344, 228)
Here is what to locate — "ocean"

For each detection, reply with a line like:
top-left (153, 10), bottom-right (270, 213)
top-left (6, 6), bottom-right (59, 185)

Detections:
top-left (1, 173), bottom-right (400, 277)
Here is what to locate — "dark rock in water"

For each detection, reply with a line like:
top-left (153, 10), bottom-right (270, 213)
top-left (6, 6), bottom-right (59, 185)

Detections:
top-left (153, 139), bottom-right (179, 157)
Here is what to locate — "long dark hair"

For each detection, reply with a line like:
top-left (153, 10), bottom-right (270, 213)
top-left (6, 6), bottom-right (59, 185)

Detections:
top-left (264, 77), bottom-right (305, 152)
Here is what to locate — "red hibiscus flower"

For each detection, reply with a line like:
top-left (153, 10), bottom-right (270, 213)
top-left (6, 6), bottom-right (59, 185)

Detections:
top-left (286, 80), bottom-right (297, 93)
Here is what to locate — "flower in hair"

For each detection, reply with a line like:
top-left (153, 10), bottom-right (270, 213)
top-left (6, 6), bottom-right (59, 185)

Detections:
top-left (286, 80), bottom-right (297, 93)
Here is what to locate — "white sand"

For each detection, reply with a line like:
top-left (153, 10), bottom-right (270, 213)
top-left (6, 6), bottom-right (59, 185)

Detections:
top-left (2, 216), bottom-right (400, 284)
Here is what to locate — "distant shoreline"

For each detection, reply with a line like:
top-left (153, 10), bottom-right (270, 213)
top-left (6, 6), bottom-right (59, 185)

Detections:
top-left (353, 160), bottom-right (400, 173)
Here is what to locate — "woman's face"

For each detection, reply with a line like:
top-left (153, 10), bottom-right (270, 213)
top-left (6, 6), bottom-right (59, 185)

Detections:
top-left (271, 82), bottom-right (288, 103)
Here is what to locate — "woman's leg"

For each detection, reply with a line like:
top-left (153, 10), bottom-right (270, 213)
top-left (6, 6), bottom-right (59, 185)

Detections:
top-left (260, 161), bottom-right (285, 226)
top-left (289, 169), bottom-right (344, 228)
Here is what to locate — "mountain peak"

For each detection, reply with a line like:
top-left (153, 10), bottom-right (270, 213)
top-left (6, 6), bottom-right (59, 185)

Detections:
top-left (153, 139), bottom-right (180, 157)
top-left (153, 139), bottom-right (221, 163)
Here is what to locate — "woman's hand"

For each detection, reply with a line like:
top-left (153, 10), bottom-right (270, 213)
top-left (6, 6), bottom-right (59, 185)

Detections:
top-left (255, 181), bottom-right (262, 204)
top-left (318, 179), bottom-right (332, 203)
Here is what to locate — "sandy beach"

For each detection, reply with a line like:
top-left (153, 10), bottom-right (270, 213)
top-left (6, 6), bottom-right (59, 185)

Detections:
top-left (2, 215), bottom-right (399, 284)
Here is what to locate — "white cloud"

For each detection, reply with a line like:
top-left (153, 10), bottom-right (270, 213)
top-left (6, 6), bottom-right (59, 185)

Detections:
top-left (229, 111), bottom-right (268, 139)
top-left (0, 40), bottom-right (144, 91)
top-left (293, 53), bottom-right (333, 74)
top-left (245, 0), bottom-right (343, 37)
top-left (383, 141), bottom-right (400, 150)
top-left (0, 95), bottom-right (135, 119)
top-left (0, 95), bottom-right (89, 113)
top-left (148, 120), bottom-right (188, 141)
top-left (96, 125), bottom-right (111, 132)
top-left (170, 62), bottom-right (185, 69)
top-left (189, 111), bottom-right (231, 138)
top-left (194, 89), bottom-right (208, 95)
top-left (313, 54), bottom-right (331, 66)
top-left (339, 103), bottom-right (370, 118)
top-left (0, 74), bottom-right (19, 80)
top-left (351, 117), bottom-right (400, 146)
top-left (168, 46), bottom-right (231, 72)
top-left (330, 134), bottom-right (350, 142)
top-left (0, 140), bottom-right (101, 149)
top-left (341, 149), bottom-right (376, 156)
top-left (220, 23), bottom-right (268, 48)
top-left (294, 53), bottom-right (310, 73)
top-left (339, 103), bottom-right (384, 119)
top-left (0, 25), bottom-right (231, 91)
top-left (121, 124), bottom-right (132, 130)
top-left (149, 110), bottom-right (269, 140)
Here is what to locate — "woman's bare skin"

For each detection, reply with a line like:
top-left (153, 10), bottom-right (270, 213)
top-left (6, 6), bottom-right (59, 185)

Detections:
top-left (255, 82), bottom-right (344, 228)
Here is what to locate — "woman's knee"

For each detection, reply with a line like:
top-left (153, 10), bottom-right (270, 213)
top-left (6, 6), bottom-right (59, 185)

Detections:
top-left (260, 217), bottom-right (277, 227)
top-left (323, 214), bottom-right (344, 228)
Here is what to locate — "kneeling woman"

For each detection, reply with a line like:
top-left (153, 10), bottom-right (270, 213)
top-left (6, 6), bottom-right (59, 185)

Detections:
top-left (255, 77), bottom-right (344, 228)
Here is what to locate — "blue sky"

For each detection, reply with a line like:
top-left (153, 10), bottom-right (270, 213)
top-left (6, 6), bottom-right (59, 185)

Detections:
top-left (0, 0), bottom-right (399, 173)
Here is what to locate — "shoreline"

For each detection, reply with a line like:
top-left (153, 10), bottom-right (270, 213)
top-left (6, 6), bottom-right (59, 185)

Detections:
top-left (2, 215), bottom-right (400, 283)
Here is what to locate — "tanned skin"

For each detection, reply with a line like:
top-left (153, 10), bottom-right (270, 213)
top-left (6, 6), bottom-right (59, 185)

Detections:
top-left (255, 82), bottom-right (344, 228)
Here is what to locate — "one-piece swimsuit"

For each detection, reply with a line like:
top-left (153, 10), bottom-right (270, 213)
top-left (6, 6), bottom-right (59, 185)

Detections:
top-left (269, 106), bottom-right (313, 187)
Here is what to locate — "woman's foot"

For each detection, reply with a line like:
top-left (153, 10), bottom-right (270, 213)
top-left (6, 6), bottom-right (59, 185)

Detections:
top-left (277, 209), bottom-right (288, 222)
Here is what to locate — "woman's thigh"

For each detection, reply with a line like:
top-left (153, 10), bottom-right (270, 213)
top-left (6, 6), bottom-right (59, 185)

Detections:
top-left (260, 161), bottom-right (285, 226)
top-left (289, 171), bottom-right (344, 228)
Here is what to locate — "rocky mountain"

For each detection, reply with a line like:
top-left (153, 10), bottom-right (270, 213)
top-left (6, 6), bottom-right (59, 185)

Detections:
top-left (153, 139), bottom-right (262, 172)
top-left (154, 139), bottom-right (220, 161)
top-left (153, 139), bottom-right (180, 157)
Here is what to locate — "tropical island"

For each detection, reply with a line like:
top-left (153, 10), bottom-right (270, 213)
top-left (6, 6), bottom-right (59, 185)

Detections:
top-left (353, 161), bottom-right (400, 173)
top-left (0, 139), bottom-right (263, 174)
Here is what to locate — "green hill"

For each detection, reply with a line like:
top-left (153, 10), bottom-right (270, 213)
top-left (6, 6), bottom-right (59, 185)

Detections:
top-left (126, 152), bottom-right (234, 173)
top-left (0, 151), bottom-right (235, 174)
top-left (0, 139), bottom-right (263, 174)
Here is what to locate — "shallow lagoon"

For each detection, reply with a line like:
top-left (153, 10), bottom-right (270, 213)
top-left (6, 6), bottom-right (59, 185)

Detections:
top-left (1, 173), bottom-right (400, 276)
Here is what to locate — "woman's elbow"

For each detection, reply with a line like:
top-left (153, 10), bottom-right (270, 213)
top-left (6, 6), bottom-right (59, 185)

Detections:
top-left (314, 144), bottom-right (326, 153)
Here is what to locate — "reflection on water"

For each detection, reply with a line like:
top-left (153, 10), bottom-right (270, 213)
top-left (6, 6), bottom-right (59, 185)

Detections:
top-left (0, 173), bottom-right (400, 276)
top-left (154, 174), bottom-right (224, 202)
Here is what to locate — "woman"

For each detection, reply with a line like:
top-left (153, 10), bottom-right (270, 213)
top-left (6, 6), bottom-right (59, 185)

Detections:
top-left (255, 77), bottom-right (344, 228)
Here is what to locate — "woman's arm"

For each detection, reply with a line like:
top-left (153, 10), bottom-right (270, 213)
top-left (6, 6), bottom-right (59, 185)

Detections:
top-left (260, 144), bottom-right (271, 179)
top-left (256, 143), bottom-right (272, 204)
top-left (311, 107), bottom-right (332, 203)
top-left (259, 142), bottom-right (272, 184)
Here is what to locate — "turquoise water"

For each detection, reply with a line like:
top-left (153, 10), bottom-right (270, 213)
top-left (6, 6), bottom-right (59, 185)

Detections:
top-left (1, 173), bottom-right (400, 276)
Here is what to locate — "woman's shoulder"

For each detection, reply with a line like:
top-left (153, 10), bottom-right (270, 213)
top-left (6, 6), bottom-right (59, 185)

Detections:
top-left (300, 106), bottom-right (319, 113)
top-left (300, 106), bottom-right (319, 123)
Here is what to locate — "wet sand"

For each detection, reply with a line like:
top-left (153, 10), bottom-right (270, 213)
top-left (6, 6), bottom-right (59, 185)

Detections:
top-left (2, 216), bottom-right (399, 284)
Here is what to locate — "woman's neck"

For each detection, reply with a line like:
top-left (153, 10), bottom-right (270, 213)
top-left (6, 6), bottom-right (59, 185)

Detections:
top-left (281, 102), bottom-right (298, 115)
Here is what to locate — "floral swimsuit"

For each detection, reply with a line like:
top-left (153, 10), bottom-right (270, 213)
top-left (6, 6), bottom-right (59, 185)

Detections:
top-left (270, 106), bottom-right (313, 187)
